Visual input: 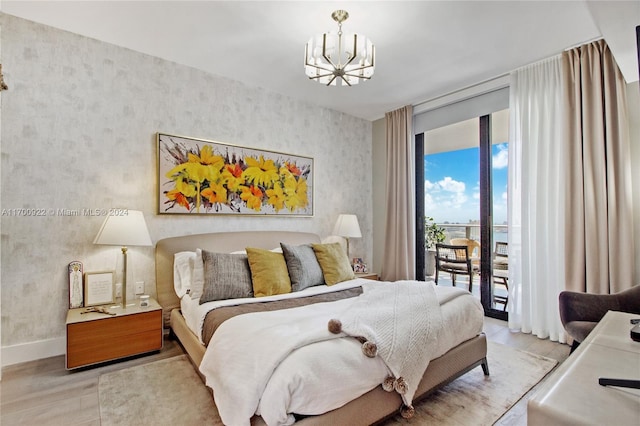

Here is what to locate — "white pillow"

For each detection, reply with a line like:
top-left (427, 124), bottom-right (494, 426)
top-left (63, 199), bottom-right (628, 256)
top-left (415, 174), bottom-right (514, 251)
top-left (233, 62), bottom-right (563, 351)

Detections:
top-left (173, 251), bottom-right (196, 298)
top-left (190, 249), bottom-right (205, 300)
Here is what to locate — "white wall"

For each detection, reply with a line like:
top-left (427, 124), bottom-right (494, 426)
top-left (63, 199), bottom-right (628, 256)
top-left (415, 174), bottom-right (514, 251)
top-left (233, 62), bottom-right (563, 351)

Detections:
top-left (0, 14), bottom-right (373, 365)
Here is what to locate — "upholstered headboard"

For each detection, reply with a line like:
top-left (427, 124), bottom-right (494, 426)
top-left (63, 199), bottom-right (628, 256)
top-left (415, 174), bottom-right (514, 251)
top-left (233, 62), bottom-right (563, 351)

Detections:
top-left (155, 230), bottom-right (321, 326)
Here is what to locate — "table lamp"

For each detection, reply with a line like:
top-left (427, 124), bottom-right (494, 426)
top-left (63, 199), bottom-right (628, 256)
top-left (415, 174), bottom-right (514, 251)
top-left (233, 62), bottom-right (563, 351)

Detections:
top-left (332, 214), bottom-right (362, 258)
top-left (93, 210), bottom-right (152, 308)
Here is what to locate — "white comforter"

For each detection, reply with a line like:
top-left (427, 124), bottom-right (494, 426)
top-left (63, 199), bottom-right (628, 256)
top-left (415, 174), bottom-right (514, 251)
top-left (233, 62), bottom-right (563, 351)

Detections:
top-left (198, 280), bottom-right (483, 426)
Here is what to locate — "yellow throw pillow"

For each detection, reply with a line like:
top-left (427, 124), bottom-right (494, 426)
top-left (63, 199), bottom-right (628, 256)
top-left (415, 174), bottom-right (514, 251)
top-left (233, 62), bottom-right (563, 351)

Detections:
top-left (246, 247), bottom-right (292, 297)
top-left (312, 242), bottom-right (356, 285)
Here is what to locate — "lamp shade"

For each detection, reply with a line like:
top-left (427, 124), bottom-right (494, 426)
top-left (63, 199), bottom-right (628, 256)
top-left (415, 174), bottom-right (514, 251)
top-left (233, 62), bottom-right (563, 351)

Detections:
top-left (333, 214), bottom-right (362, 238)
top-left (93, 210), bottom-right (152, 247)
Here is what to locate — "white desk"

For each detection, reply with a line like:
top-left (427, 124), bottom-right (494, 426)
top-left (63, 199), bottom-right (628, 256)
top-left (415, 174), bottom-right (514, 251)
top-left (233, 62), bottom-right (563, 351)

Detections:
top-left (528, 311), bottom-right (640, 425)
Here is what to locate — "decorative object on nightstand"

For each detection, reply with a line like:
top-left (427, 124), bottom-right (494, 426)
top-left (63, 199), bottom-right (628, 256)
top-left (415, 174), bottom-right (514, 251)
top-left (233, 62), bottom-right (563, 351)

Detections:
top-left (83, 271), bottom-right (115, 307)
top-left (352, 257), bottom-right (367, 273)
top-left (68, 261), bottom-right (84, 308)
top-left (333, 213), bottom-right (361, 258)
top-left (93, 210), bottom-right (152, 308)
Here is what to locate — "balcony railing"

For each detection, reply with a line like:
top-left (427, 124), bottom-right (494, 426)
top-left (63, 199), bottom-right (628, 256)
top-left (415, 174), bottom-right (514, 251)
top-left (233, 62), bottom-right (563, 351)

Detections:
top-left (437, 223), bottom-right (508, 244)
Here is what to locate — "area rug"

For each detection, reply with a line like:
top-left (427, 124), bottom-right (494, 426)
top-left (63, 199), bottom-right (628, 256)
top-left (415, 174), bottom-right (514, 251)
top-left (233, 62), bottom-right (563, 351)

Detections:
top-left (382, 341), bottom-right (558, 425)
top-left (99, 355), bottom-right (222, 425)
top-left (99, 342), bottom-right (557, 426)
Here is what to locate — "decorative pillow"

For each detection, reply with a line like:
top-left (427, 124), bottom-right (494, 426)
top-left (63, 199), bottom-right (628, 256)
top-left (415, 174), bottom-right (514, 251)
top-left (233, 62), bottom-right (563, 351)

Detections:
top-left (173, 251), bottom-right (196, 298)
top-left (246, 247), bottom-right (292, 297)
top-left (280, 243), bottom-right (325, 291)
top-left (190, 249), bottom-right (205, 300)
top-left (312, 243), bottom-right (356, 285)
top-left (231, 247), bottom-right (282, 254)
top-left (199, 250), bottom-right (253, 304)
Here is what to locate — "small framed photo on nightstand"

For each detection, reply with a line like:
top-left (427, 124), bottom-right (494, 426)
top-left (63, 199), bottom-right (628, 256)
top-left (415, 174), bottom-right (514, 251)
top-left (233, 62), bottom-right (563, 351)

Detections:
top-left (352, 258), bottom-right (367, 273)
top-left (84, 271), bottom-right (114, 307)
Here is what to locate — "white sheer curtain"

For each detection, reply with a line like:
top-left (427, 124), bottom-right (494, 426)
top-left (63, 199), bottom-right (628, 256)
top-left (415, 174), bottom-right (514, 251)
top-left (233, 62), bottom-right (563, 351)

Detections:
top-left (508, 56), bottom-right (568, 342)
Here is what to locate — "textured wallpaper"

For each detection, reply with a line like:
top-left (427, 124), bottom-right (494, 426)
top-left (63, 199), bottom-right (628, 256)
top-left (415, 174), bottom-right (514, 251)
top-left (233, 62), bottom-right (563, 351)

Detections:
top-left (0, 14), bottom-right (372, 348)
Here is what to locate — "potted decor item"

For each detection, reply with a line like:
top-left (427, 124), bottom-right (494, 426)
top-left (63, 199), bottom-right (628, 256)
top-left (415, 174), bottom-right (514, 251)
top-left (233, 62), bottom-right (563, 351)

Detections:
top-left (425, 216), bottom-right (446, 276)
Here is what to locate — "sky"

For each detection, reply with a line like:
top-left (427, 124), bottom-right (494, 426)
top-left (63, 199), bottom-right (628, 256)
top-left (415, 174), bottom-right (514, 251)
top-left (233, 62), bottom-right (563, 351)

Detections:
top-left (424, 144), bottom-right (508, 225)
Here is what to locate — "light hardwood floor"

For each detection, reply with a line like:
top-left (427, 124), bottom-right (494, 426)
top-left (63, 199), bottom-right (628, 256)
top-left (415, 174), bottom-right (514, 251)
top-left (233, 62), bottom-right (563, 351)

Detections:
top-left (0, 318), bottom-right (570, 426)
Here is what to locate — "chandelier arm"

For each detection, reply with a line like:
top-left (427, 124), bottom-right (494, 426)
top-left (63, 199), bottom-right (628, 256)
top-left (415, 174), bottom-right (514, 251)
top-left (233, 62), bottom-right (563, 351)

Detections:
top-left (321, 34), bottom-right (340, 69)
top-left (308, 71), bottom-right (339, 80)
top-left (305, 62), bottom-right (339, 73)
top-left (341, 53), bottom-right (357, 68)
top-left (339, 75), bottom-right (353, 87)
top-left (343, 64), bottom-right (375, 73)
top-left (341, 36), bottom-right (375, 70)
top-left (343, 73), bottom-right (373, 80)
top-left (339, 34), bottom-right (359, 69)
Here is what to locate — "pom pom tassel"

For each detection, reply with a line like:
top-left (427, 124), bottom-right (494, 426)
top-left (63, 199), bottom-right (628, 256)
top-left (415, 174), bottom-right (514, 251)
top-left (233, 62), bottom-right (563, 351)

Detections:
top-left (362, 340), bottom-right (378, 358)
top-left (393, 377), bottom-right (408, 394)
top-left (327, 319), bottom-right (342, 334)
top-left (400, 404), bottom-right (415, 419)
top-left (382, 376), bottom-right (395, 392)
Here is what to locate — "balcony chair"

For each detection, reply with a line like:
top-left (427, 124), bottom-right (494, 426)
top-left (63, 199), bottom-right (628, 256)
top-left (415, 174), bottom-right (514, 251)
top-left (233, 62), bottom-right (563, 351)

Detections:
top-left (559, 285), bottom-right (640, 352)
top-left (492, 242), bottom-right (509, 311)
top-left (434, 243), bottom-right (479, 292)
top-left (450, 238), bottom-right (481, 259)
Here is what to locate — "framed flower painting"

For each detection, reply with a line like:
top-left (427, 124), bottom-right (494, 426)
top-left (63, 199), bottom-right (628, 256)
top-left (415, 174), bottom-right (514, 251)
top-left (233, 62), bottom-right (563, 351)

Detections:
top-left (157, 133), bottom-right (314, 216)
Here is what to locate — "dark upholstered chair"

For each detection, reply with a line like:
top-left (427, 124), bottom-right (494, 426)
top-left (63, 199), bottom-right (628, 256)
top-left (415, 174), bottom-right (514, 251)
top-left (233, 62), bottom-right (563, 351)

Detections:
top-left (559, 285), bottom-right (640, 352)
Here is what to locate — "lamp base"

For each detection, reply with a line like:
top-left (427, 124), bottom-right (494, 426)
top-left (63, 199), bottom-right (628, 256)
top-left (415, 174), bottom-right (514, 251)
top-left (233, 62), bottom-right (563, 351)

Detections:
top-left (121, 246), bottom-right (128, 308)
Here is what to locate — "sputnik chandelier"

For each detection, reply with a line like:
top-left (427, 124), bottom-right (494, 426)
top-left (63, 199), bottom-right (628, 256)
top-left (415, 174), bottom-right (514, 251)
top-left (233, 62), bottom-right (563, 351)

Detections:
top-left (304, 10), bottom-right (375, 86)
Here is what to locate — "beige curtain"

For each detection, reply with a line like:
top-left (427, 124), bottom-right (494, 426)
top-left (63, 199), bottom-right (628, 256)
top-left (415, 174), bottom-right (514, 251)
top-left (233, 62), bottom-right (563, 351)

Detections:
top-left (562, 40), bottom-right (634, 294)
top-left (381, 105), bottom-right (415, 281)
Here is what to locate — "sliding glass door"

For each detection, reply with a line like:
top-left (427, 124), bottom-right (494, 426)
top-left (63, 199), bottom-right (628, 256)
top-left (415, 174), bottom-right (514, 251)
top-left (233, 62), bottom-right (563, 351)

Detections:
top-left (416, 109), bottom-right (509, 319)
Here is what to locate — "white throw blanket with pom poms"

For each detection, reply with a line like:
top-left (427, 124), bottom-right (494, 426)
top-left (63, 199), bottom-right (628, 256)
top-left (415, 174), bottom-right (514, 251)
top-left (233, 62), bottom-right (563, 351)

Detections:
top-left (330, 280), bottom-right (443, 415)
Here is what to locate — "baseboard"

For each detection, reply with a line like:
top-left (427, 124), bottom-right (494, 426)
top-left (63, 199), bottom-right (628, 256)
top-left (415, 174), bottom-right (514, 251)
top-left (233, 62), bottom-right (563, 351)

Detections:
top-left (2, 337), bottom-right (66, 367)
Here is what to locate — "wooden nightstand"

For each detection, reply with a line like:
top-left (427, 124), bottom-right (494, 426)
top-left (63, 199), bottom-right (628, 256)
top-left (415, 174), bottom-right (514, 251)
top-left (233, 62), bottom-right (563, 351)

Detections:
top-left (66, 298), bottom-right (163, 369)
top-left (356, 272), bottom-right (379, 280)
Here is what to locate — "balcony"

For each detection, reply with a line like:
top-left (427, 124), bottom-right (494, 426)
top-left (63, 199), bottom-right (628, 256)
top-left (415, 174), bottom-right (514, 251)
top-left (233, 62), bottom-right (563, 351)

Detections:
top-left (425, 223), bottom-right (508, 309)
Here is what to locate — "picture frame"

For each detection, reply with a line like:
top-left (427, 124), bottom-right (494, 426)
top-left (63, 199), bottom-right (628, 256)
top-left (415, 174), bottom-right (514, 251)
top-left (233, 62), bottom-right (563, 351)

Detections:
top-left (84, 271), bottom-right (115, 307)
top-left (157, 133), bottom-right (314, 216)
top-left (68, 261), bottom-right (84, 309)
top-left (352, 257), bottom-right (367, 273)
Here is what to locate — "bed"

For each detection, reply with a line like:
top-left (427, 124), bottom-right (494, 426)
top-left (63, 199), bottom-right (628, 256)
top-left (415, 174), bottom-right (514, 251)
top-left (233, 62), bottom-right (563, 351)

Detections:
top-left (156, 231), bottom-right (488, 425)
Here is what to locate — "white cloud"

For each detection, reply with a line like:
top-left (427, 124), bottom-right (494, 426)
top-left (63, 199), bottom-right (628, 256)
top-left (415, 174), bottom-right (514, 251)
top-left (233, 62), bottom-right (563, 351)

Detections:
top-left (424, 192), bottom-right (435, 210)
top-left (438, 177), bottom-right (465, 193)
top-left (493, 144), bottom-right (508, 169)
top-left (425, 179), bottom-right (437, 191)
